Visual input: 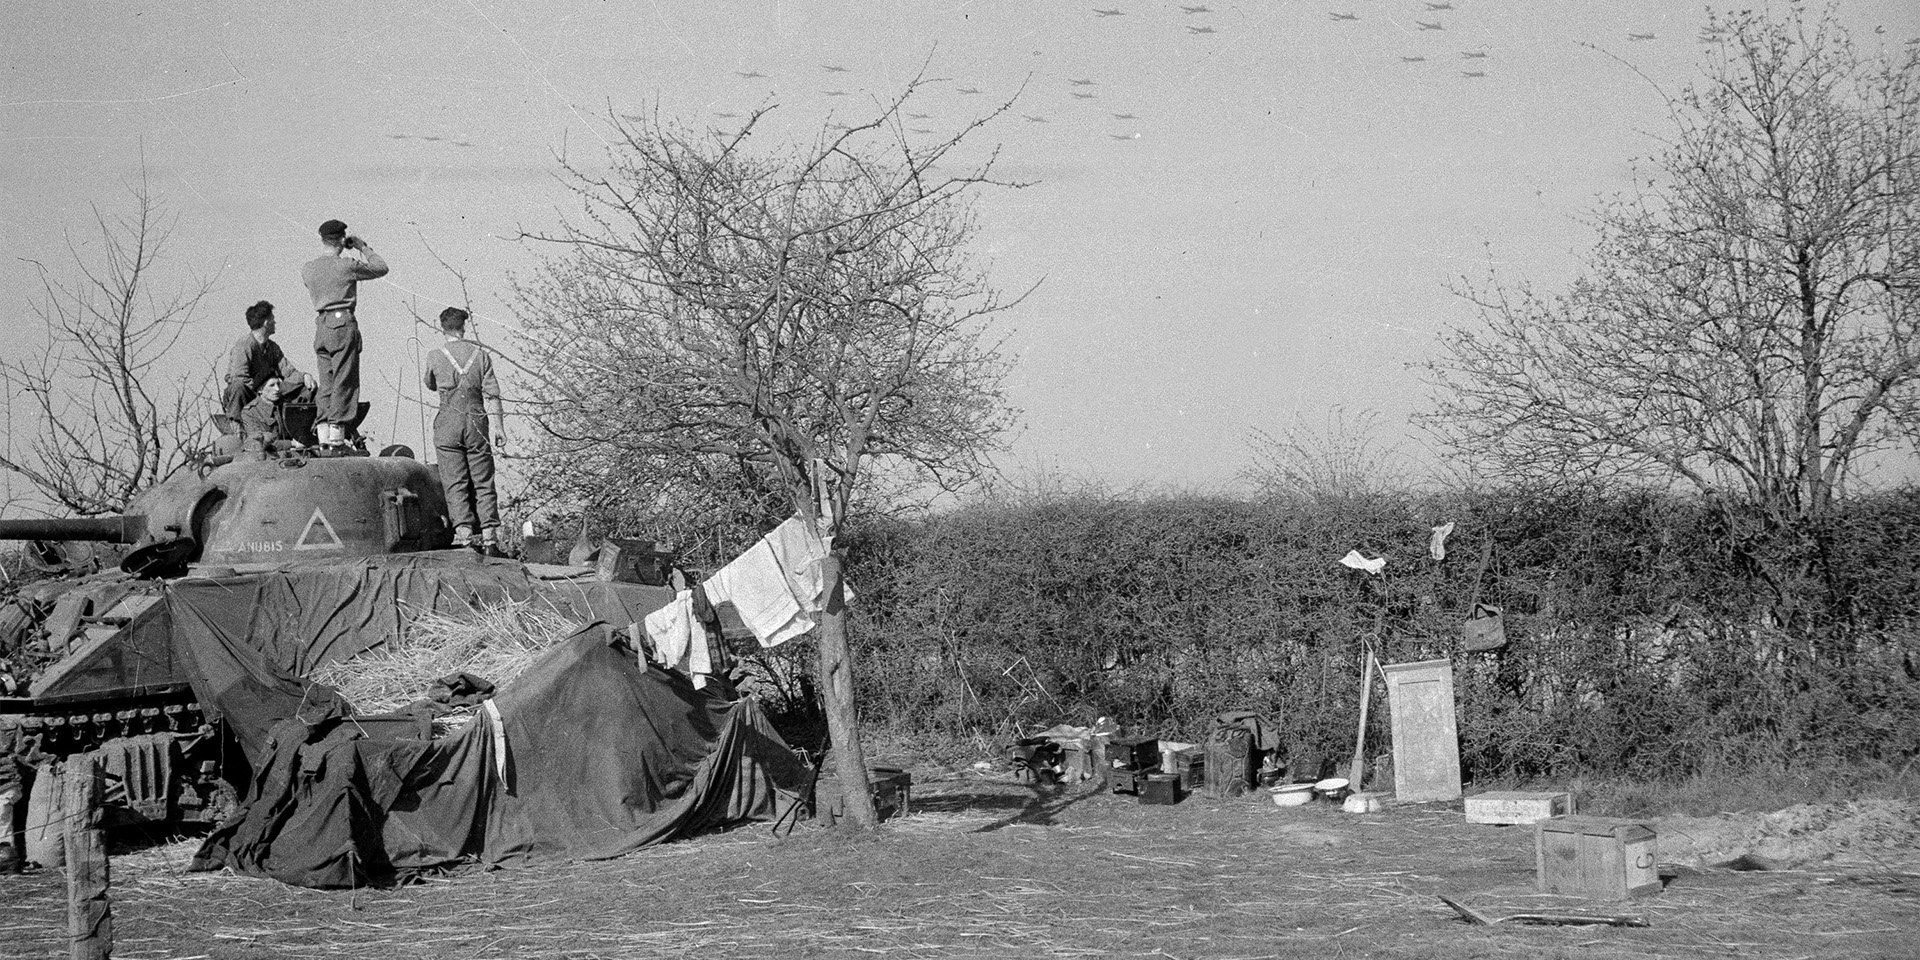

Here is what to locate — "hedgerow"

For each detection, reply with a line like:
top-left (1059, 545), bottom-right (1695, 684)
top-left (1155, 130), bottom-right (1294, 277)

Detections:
top-left (834, 485), bottom-right (1920, 781)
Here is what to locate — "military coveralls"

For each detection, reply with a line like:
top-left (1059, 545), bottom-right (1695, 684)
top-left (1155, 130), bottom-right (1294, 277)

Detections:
top-left (424, 339), bottom-right (502, 540)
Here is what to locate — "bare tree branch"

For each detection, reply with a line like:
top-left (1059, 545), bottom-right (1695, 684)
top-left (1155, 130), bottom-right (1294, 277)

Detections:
top-left (0, 171), bottom-right (220, 515)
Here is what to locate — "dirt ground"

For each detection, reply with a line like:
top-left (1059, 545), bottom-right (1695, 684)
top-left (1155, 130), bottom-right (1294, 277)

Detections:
top-left (4, 773), bottom-right (1917, 960)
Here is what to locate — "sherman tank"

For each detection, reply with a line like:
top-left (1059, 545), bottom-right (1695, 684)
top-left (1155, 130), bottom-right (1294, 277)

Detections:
top-left (0, 447), bottom-right (455, 867)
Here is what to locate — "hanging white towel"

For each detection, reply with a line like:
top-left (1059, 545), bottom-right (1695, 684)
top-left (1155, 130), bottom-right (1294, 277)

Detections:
top-left (703, 515), bottom-right (854, 649)
top-left (1429, 522), bottom-right (1456, 561)
top-left (1338, 549), bottom-right (1387, 575)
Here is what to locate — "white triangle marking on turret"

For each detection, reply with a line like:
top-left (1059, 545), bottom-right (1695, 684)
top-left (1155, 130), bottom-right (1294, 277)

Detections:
top-left (293, 507), bottom-right (343, 550)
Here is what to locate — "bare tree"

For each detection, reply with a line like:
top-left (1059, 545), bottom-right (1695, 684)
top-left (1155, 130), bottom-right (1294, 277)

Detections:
top-left (1424, 7), bottom-right (1920, 524)
top-left (1, 174), bottom-right (219, 516)
top-left (515, 82), bottom-right (1023, 826)
top-left (1242, 407), bottom-right (1409, 501)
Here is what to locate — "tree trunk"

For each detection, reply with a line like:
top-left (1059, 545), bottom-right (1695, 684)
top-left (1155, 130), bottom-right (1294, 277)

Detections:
top-left (815, 549), bottom-right (878, 828)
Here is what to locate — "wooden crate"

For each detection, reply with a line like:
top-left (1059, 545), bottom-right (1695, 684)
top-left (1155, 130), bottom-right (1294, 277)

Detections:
top-left (1536, 815), bottom-right (1661, 899)
top-left (1465, 790), bottom-right (1573, 826)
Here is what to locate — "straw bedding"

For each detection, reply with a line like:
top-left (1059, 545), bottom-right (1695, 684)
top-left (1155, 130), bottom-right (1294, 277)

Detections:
top-left (309, 599), bottom-right (581, 718)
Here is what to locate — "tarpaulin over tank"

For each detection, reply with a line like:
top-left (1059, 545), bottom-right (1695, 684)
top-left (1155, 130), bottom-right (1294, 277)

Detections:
top-left (186, 625), bottom-right (810, 889)
top-left (165, 552), bottom-right (673, 766)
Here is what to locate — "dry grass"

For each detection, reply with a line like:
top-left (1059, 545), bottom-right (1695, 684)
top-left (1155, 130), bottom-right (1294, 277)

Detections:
top-left (3, 771), bottom-right (1917, 960)
top-left (310, 599), bottom-right (580, 715)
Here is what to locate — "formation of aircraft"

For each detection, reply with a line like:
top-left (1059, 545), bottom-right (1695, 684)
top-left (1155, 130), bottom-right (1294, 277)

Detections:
top-left (704, 0), bottom-right (1587, 141)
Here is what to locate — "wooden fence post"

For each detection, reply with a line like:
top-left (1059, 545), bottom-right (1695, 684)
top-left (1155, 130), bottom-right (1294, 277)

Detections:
top-left (64, 754), bottom-right (110, 960)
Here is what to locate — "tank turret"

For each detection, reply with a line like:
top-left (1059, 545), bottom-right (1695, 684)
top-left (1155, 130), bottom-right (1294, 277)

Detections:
top-left (0, 451), bottom-right (454, 568)
top-left (0, 449), bottom-right (459, 861)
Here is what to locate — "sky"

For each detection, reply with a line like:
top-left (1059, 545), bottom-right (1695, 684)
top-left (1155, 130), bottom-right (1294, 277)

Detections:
top-left (3, 0), bottom-right (1917, 513)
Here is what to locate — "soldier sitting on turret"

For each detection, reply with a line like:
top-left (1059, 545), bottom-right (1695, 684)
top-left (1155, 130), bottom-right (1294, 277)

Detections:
top-left (221, 300), bottom-right (317, 456)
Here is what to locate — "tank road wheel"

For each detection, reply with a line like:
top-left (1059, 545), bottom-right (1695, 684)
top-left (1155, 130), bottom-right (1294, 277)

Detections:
top-left (23, 762), bottom-right (66, 870)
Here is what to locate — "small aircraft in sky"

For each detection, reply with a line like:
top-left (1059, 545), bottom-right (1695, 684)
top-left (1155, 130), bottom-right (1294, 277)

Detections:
top-left (823, 90), bottom-right (850, 97)
top-left (386, 133), bottom-right (411, 140)
top-left (908, 113), bottom-right (932, 119)
top-left (822, 64), bottom-right (850, 72)
top-left (1110, 133), bottom-right (1138, 141)
top-left (419, 135), bottom-right (445, 141)
top-left (1415, 20), bottom-right (1443, 31)
top-left (716, 112), bottom-right (741, 118)
top-left (1462, 71), bottom-right (1485, 78)
top-left (1112, 112), bottom-right (1138, 120)
top-left (1400, 56), bottom-right (1427, 62)
top-left (1181, 5), bottom-right (1211, 12)
top-left (735, 71), bottom-right (767, 78)
top-left (1188, 25), bottom-right (1216, 34)
top-left (1072, 92), bottom-right (1097, 99)
top-left (957, 86), bottom-right (982, 94)
top-left (1069, 78), bottom-right (1096, 86)
top-left (1093, 8), bottom-right (1125, 17)
top-left (1628, 32), bottom-right (1655, 41)
top-left (1023, 114), bottom-right (1050, 123)
top-left (827, 122), bottom-right (853, 130)
top-left (912, 128), bottom-right (933, 134)
top-left (1461, 51), bottom-right (1488, 59)
top-left (1424, 2), bottom-right (1452, 9)
top-left (453, 141), bottom-right (474, 147)
top-left (1329, 12), bottom-right (1359, 21)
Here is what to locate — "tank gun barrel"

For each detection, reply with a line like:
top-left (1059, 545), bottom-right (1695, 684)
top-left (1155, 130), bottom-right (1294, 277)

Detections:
top-left (0, 516), bottom-right (146, 543)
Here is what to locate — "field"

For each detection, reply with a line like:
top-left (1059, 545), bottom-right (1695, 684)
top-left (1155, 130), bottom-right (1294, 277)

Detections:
top-left (4, 770), bottom-right (1918, 960)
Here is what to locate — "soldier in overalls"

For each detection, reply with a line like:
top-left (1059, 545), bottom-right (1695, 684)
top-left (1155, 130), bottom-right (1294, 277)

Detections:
top-left (424, 307), bottom-right (509, 554)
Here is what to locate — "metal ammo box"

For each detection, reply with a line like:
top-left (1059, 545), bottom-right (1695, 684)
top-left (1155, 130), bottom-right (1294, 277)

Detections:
top-left (814, 766), bottom-right (913, 825)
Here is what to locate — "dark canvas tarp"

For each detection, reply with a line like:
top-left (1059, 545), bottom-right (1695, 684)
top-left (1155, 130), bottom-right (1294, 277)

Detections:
top-left (166, 553), bottom-right (673, 767)
top-left (166, 556), bottom-right (807, 888)
top-left (188, 628), bottom-right (809, 888)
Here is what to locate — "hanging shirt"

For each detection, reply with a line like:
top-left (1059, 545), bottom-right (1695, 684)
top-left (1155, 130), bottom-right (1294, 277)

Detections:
top-left (643, 590), bottom-right (711, 689)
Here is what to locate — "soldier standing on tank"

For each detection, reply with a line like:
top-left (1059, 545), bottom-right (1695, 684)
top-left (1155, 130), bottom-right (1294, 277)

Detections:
top-left (223, 300), bottom-right (316, 454)
top-left (301, 219), bottom-right (388, 447)
top-left (424, 307), bottom-right (509, 555)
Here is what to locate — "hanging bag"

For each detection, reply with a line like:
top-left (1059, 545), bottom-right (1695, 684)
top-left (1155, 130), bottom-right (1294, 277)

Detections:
top-left (1461, 538), bottom-right (1508, 652)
